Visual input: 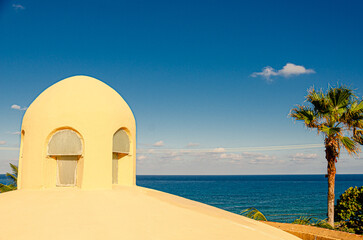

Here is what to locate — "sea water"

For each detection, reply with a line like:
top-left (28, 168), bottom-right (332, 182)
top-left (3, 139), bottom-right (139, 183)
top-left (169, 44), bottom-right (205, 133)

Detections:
top-left (1, 174), bottom-right (362, 222)
top-left (136, 175), bottom-right (363, 222)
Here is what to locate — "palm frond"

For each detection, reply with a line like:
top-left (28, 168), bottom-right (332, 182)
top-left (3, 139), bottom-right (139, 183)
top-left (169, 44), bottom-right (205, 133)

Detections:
top-left (240, 207), bottom-right (267, 221)
top-left (292, 216), bottom-right (313, 225)
top-left (340, 136), bottom-right (359, 155)
top-left (6, 173), bottom-right (17, 183)
top-left (290, 106), bottom-right (318, 128)
top-left (342, 112), bottom-right (363, 129)
top-left (9, 163), bottom-right (18, 176)
top-left (327, 86), bottom-right (352, 109)
top-left (314, 219), bottom-right (334, 229)
top-left (0, 183), bottom-right (16, 193)
top-left (320, 125), bottom-right (341, 136)
top-left (306, 88), bottom-right (329, 114)
top-left (0, 163), bottom-right (18, 192)
top-left (350, 100), bottom-right (363, 113)
top-left (353, 130), bottom-right (363, 145)
top-left (292, 216), bottom-right (333, 229)
top-left (7, 163), bottom-right (18, 185)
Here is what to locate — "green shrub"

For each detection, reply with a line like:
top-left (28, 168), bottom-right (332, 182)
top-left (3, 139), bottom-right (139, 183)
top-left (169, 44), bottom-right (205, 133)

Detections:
top-left (335, 186), bottom-right (363, 234)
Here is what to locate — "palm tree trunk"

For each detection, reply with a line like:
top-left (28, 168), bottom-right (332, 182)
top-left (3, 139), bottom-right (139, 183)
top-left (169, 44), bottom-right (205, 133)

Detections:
top-left (327, 158), bottom-right (336, 227)
top-left (325, 138), bottom-right (337, 228)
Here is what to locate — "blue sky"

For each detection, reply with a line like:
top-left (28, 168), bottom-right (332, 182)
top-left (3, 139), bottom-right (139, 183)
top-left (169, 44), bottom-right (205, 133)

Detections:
top-left (1, 0), bottom-right (363, 174)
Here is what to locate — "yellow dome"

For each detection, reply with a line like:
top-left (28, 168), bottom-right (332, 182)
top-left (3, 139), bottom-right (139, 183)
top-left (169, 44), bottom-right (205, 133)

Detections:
top-left (18, 76), bottom-right (136, 190)
top-left (23, 75), bottom-right (134, 130)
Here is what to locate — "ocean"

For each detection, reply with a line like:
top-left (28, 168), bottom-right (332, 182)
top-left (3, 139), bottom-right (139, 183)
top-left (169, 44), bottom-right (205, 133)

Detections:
top-left (1, 174), bottom-right (362, 222)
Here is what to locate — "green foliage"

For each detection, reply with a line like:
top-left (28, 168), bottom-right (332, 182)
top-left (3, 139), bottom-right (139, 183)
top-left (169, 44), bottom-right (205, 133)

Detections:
top-left (335, 186), bottom-right (363, 234)
top-left (292, 216), bottom-right (312, 225)
top-left (240, 207), bottom-right (334, 231)
top-left (290, 85), bottom-right (363, 155)
top-left (0, 163), bottom-right (18, 193)
top-left (240, 207), bottom-right (267, 221)
top-left (292, 216), bottom-right (333, 230)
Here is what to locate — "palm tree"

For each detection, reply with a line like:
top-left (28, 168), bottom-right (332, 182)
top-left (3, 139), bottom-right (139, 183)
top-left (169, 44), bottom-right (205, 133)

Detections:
top-left (0, 163), bottom-right (18, 193)
top-left (290, 85), bottom-right (363, 227)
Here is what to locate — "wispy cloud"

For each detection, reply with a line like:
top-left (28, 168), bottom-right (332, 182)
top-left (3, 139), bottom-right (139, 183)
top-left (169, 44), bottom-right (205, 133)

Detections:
top-left (290, 153), bottom-right (318, 162)
top-left (251, 66), bottom-right (277, 80)
top-left (220, 153), bottom-right (244, 161)
top-left (12, 4), bottom-right (25, 11)
top-left (137, 143), bottom-right (324, 154)
top-left (137, 155), bottom-right (147, 160)
top-left (9, 131), bottom-right (21, 135)
top-left (136, 147), bottom-right (279, 168)
top-left (0, 147), bottom-right (19, 150)
top-left (186, 142), bottom-right (200, 148)
top-left (135, 144), bottom-right (324, 173)
top-left (0, 141), bottom-right (6, 145)
top-left (152, 140), bottom-right (164, 147)
top-left (11, 104), bottom-right (27, 111)
top-left (212, 147), bottom-right (225, 153)
top-left (246, 152), bottom-right (278, 164)
top-left (251, 63), bottom-right (315, 81)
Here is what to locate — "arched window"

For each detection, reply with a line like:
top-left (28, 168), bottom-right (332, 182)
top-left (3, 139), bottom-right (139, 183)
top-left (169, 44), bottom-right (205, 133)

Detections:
top-left (112, 129), bottom-right (130, 184)
top-left (48, 129), bottom-right (83, 187)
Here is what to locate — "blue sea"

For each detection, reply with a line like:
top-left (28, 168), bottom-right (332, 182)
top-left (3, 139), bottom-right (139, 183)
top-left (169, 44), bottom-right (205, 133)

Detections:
top-left (1, 174), bottom-right (362, 222)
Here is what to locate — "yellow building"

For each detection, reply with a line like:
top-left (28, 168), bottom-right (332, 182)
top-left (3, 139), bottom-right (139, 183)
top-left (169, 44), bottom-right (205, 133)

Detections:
top-left (0, 76), bottom-right (300, 240)
top-left (18, 75), bottom-right (136, 190)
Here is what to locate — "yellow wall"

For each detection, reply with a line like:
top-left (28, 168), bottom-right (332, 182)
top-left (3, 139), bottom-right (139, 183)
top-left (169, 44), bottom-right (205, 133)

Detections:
top-left (18, 75), bottom-right (136, 190)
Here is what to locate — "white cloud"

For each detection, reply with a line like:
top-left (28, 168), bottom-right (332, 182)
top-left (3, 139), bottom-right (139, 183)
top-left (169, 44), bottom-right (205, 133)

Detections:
top-left (251, 63), bottom-right (315, 81)
top-left (186, 142), bottom-right (200, 148)
top-left (251, 66), bottom-right (278, 80)
top-left (137, 155), bottom-right (147, 160)
top-left (212, 147), bottom-right (225, 153)
top-left (0, 147), bottom-right (19, 151)
top-left (278, 63), bottom-right (315, 77)
top-left (12, 4), bottom-right (25, 11)
top-left (242, 152), bottom-right (277, 164)
top-left (290, 153), bottom-right (317, 161)
top-left (220, 153), bottom-right (244, 161)
top-left (11, 104), bottom-right (27, 111)
top-left (0, 141), bottom-right (6, 145)
top-left (10, 131), bottom-right (21, 135)
top-left (137, 143), bottom-right (324, 154)
top-left (136, 148), bottom-right (280, 171)
top-left (135, 144), bottom-right (323, 172)
top-left (152, 140), bottom-right (164, 147)
top-left (11, 104), bottom-right (21, 110)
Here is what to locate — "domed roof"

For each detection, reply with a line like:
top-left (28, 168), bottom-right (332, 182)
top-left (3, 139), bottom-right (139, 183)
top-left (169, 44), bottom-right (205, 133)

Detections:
top-left (19, 76), bottom-right (136, 190)
top-left (23, 75), bottom-right (134, 129)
